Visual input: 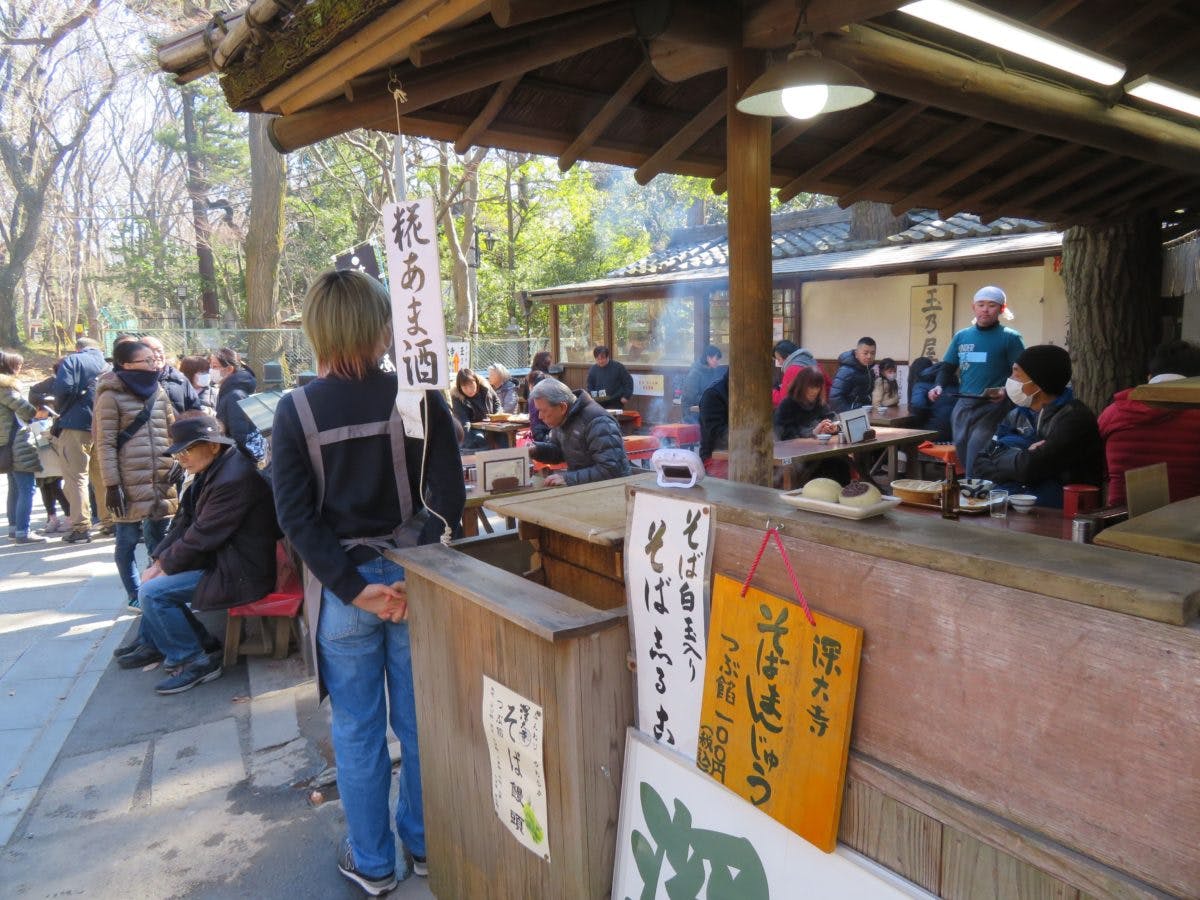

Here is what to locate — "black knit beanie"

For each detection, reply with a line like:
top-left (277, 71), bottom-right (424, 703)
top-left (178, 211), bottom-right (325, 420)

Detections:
top-left (1017, 345), bottom-right (1071, 396)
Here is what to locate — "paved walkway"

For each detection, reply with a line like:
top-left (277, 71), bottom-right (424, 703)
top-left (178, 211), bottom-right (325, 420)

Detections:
top-left (0, 496), bottom-right (434, 898)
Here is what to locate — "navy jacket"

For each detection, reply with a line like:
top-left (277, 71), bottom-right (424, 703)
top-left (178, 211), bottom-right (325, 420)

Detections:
top-left (530, 390), bottom-right (631, 486)
top-left (215, 366), bottom-right (260, 452)
top-left (272, 372), bottom-right (464, 604)
top-left (829, 349), bottom-right (873, 413)
top-left (698, 370), bottom-right (730, 460)
top-left (586, 360), bottom-right (634, 408)
top-left (50, 347), bottom-right (108, 431)
top-left (159, 365), bottom-right (202, 414)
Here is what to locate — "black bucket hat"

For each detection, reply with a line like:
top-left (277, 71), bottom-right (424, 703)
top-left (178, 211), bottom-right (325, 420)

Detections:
top-left (164, 415), bottom-right (236, 456)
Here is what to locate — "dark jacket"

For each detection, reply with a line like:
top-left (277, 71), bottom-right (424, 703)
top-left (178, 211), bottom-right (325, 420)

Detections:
top-left (586, 360), bottom-right (634, 408)
top-left (774, 397), bottom-right (834, 440)
top-left (494, 378), bottom-right (519, 414)
top-left (51, 347), bottom-right (108, 432)
top-left (972, 397), bottom-right (1104, 504)
top-left (829, 349), bottom-right (873, 413)
top-left (0, 374), bottom-right (40, 473)
top-left (531, 390), bottom-right (631, 486)
top-left (1098, 386), bottom-right (1200, 505)
top-left (698, 370), bottom-right (729, 460)
top-left (154, 447), bottom-right (279, 611)
top-left (680, 361), bottom-right (724, 420)
top-left (159, 365), bottom-right (202, 414)
top-left (450, 375), bottom-right (500, 429)
top-left (909, 361), bottom-right (958, 442)
top-left (272, 371), bottom-right (464, 604)
top-left (215, 366), bottom-right (263, 458)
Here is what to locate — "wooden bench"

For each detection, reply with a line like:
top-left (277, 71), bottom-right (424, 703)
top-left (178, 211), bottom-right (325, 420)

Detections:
top-left (223, 542), bottom-right (303, 668)
top-left (622, 434), bottom-right (661, 465)
top-left (650, 422), bottom-right (701, 449)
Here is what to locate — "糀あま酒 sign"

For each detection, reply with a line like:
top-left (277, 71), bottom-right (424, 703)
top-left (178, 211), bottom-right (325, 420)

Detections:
top-left (697, 574), bottom-right (861, 852)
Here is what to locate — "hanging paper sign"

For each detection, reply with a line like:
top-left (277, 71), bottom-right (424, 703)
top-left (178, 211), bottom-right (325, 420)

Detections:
top-left (383, 199), bottom-right (448, 392)
top-left (447, 341), bottom-right (470, 376)
top-left (625, 493), bottom-right (713, 761)
top-left (908, 284), bottom-right (954, 362)
top-left (482, 675), bottom-right (550, 861)
top-left (697, 574), bottom-right (862, 853)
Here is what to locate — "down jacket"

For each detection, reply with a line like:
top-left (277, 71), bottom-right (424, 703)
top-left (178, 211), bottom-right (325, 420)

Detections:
top-left (154, 446), bottom-right (278, 611)
top-left (829, 349), bottom-right (874, 413)
top-left (0, 374), bottom-right (41, 473)
top-left (450, 373), bottom-right (500, 428)
top-left (1098, 387), bottom-right (1200, 505)
top-left (531, 390), bottom-right (632, 486)
top-left (94, 373), bottom-right (178, 523)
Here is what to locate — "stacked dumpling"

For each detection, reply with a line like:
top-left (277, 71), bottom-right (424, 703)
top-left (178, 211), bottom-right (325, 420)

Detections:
top-left (800, 478), bottom-right (882, 507)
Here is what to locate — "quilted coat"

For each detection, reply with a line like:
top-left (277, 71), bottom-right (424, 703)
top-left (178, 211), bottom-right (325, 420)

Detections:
top-left (0, 374), bottom-right (41, 473)
top-left (94, 373), bottom-right (178, 523)
top-left (531, 389), bottom-right (631, 486)
top-left (1098, 386), bottom-right (1200, 505)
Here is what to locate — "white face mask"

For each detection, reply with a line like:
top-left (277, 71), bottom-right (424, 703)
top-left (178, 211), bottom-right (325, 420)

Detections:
top-left (1005, 376), bottom-right (1037, 408)
top-left (196, 373), bottom-right (211, 387)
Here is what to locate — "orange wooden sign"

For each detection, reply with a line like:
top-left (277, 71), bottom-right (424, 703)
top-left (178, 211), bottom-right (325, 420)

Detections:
top-left (696, 574), bottom-right (862, 853)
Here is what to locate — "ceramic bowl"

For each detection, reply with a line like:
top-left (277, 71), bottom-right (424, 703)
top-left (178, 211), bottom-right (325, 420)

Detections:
top-left (1009, 493), bottom-right (1037, 513)
top-left (958, 478), bottom-right (994, 500)
top-left (816, 433), bottom-right (834, 443)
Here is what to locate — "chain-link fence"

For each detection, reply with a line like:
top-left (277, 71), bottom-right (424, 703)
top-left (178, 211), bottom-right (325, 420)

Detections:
top-left (125, 325), bottom-right (547, 386)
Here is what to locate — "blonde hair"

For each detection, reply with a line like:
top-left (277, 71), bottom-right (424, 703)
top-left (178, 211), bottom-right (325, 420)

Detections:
top-left (301, 270), bottom-right (391, 381)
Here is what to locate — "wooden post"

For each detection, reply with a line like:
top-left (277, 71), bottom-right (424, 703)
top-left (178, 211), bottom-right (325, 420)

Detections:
top-left (725, 50), bottom-right (774, 486)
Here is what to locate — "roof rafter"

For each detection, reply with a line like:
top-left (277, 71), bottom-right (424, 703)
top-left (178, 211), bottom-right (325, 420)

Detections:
top-left (635, 89), bottom-right (728, 185)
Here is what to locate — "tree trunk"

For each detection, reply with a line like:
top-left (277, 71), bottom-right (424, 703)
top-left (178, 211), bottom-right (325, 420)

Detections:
top-left (181, 86), bottom-right (220, 324)
top-left (244, 114), bottom-right (286, 378)
top-left (848, 202), bottom-right (908, 242)
top-left (1061, 211), bottom-right (1162, 413)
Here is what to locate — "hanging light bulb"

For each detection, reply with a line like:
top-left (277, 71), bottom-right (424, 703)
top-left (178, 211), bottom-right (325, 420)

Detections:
top-left (737, 41), bottom-right (873, 120)
top-left (781, 84), bottom-right (830, 120)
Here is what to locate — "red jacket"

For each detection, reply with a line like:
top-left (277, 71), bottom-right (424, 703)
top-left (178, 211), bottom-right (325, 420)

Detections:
top-left (772, 365), bottom-right (834, 408)
top-left (1097, 387), bottom-right (1200, 505)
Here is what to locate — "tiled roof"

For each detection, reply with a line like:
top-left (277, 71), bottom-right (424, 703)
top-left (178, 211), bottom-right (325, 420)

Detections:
top-left (608, 207), bottom-right (1052, 278)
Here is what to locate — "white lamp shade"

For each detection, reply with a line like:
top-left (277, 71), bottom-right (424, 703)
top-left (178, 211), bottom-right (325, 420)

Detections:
top-left (736, 54), bottom-right (875, 118)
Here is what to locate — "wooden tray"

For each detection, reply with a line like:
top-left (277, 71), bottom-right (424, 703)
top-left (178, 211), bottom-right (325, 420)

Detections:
top-left (780, 492), bottom-right (902, 520)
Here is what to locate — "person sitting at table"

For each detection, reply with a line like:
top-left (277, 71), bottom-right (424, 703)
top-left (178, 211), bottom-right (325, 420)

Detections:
top-left (871, 358), bottom-right (900, 408)
top-left (585, 345), bottom-right (633, 410)
top-left (908, 357), bottom-right (958, 442)
top-left (971, 345), bottom-right (1103, 508)
top-left (1098, 339), bottom-right (1200, 505)
top-left (450, 368), bottom-right (499, 450)
top-left (829, 336), bottom-right (876, 413)
top-left (528, 378), bottom-right (631, 487)
top-left (680, 345), bottom-right (724, 423)
top-left (774, 368), bottom-right (850, 486)
top-left (770, 340), bottom-right (826, 407)
top-left (698, 368), bottom-right (729, 479)
top-left (517, 350), bottom-right (552, 408)
top-left (525, 370), bottom-right (550, 442)
top-left (486, 363), bottom-right (519, 414)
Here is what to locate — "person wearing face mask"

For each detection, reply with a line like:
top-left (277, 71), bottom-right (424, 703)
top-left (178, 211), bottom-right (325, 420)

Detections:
top-left (179, 355), bottom-right (216, 415)
top-left (141, 335), bottom-right (202, 414)
top-left (871, 358), bottom-right (900, 408)
top-left (972, 344), bottom-right (1103, 508)
top-left (928, 286), bottom-right (1025, 477)
top-left (94, 341), bottom-right (179, 607)
top-left (210, 347), bottom-right (266, 462)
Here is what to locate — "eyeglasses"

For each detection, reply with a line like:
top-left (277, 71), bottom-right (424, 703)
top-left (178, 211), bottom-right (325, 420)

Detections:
top-left (129, 356), bottom-right (156, 366)
top-left (171, 446), bottom-right (196, 459)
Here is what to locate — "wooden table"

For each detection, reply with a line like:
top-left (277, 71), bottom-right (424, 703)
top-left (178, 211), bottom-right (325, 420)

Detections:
top-left (469, 416), bottom-right (530, 448)
top-left (1093, 495), bottom-right (1200, 563)
top-left (895, 501), bottom-right (1073, 540)
top-left (605, 408), bottom-right (640, 435)
top-left (716, 427), bottom-right (935, 489)
top-left (868, 404), bottom-right (922, 428)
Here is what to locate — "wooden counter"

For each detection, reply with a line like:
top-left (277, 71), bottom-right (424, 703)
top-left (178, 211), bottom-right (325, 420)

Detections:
top-left (1093, 495), bottom-right (1200, 564)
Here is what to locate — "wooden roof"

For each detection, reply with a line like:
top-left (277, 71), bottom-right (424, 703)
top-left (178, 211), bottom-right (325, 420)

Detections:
top-left (158, 0), bottom-right (1200, 229)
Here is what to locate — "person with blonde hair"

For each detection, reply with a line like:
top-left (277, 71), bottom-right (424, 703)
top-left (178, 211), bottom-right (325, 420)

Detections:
top-left (272, 269), bottom-right (464, 894)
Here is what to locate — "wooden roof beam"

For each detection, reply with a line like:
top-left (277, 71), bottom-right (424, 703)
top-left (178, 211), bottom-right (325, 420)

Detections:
top-left (710, 118), bottom-right (818, 195)
top-left (557, 59), bottom-right (653, 172)
top-left (1092, 0), bottom-right (1176, 52)
top-left (816, 25), bottom-right (1200, 176)
top-left (1001, 153), bottom-right (1116, 211)
top-left (454, 76), bottom-right (521, 153)
top-left (941, 143), bottom-right (1080, 218)
top-left (1054, 163), bottom-right (1158, 215)
top-left (836, 117), bottom-right (986, 207)
top-left (269, 8), bottom-right (637, 152)
top-left (1029, 0), bottom-right (1085, 28)
top-left (491, 0), bottom-right (610, 28)
top-left (1120, 30), bottom-right (1200, 85)
top-left (889, 131), bottom-right (1035, 215)
top-left (777, 103), bottom-right (926, 203)
top-left (635, 89), bottom-right (728, 185)
top-left (1076, 171), bottom-right (1184, 219)
top-left (256, 0), bottom-right (486, 115)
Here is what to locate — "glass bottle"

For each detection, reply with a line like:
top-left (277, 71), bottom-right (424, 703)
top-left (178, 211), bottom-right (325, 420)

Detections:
top-left (941, 460), bottom-right (959, 520)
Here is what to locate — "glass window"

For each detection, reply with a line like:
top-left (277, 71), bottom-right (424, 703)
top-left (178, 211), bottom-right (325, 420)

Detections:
top-left (706, 288), bottom-right (794, 353)
top-left (558, 303), bottom-right (602, 363)
top-left (612, 297), bottom-right (695, 365)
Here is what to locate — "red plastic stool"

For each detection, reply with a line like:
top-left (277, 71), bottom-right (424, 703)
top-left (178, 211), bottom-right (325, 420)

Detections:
top-left (223, 542), bottom-right (304, 668)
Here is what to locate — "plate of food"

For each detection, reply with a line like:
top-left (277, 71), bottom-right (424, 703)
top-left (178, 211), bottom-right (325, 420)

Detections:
top-left (780, 479), bottom-right (901, 520)
top-left (487, 413), bottom-right (512, 422)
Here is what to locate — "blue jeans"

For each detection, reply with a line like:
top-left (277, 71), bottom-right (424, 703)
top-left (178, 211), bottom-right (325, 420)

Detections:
top-left (115, 518), bottom-right (169, 602)
top-left (6, 471), bottom-right (35, 535)
top-left (138, 568), bottom-right (207, 667)
top-left (320, 557), bottom-right (423, 878)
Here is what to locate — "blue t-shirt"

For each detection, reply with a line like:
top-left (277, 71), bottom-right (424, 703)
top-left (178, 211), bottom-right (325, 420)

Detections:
top-left (943, 324), bottom-right (1024, 396)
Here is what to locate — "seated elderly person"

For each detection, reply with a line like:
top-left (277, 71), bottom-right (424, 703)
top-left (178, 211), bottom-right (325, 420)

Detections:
top-left (1098, 339), bottom-right (1200, 505)
top-left (114, 415), bottom-right (279, 695)
top-left (528, 377), bottom-right (631, 487)
top-left (972, 345), bottom-right (1104, 508)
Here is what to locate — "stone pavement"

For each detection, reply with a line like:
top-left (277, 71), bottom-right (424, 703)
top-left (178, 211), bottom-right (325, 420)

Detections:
top-left (0, 497), bottom-right (435, 898)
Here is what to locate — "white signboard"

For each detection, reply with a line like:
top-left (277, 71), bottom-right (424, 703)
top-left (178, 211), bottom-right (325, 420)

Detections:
top-left (383, 199), bottom-right (448, 392)
top-left (447, 340), bottom-right (470, 376)
top-left (483, 675), bottom-right (550, 861)
top-left (633, 373), bottom-right (665, 397)
top-left (613, 730), bottom-right (932, 900)
top-left (625, 493), bottom-right (712, 761)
